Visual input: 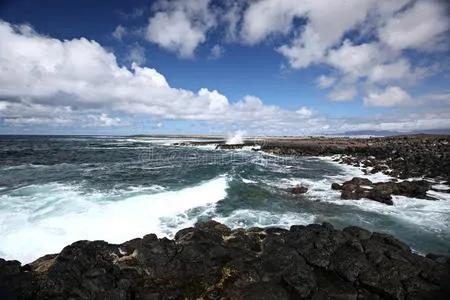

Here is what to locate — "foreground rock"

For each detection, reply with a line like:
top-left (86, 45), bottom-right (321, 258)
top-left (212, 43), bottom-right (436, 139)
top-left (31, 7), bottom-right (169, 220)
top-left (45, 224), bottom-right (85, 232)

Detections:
top-left (332, 177), bottom-right (435, 205)
top-left (1, 221), bottom-right (449, 299)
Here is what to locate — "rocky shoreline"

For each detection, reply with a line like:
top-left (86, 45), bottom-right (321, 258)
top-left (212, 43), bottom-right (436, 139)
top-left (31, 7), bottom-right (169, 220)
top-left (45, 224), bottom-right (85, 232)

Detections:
top-left (212, 135), bottom-right (450, 205)
top-left (207, 135), bottom-right (449, 181)
top-left (1, 220), bottom-right (450, 299)
top-left (257, 135), bottom-right (450, 182)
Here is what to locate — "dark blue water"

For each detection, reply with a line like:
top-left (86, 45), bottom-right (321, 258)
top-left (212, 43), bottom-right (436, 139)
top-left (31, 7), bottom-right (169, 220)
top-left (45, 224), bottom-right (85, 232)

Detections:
top-left (0, 135), bottom-right (449, 263)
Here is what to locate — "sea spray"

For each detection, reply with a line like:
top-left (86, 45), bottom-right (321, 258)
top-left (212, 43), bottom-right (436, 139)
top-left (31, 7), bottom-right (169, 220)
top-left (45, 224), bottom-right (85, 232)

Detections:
top-left (226, 130), bottom-right (246, 144)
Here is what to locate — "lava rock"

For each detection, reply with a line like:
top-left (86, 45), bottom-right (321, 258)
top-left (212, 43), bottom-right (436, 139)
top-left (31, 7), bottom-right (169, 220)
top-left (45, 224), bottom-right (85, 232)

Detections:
top-left (334, 177), bottom-right (435, 205)
top-left (1, 221), bottom-right (449, 299)
top-left (291, 185), bottom-right (308, 194)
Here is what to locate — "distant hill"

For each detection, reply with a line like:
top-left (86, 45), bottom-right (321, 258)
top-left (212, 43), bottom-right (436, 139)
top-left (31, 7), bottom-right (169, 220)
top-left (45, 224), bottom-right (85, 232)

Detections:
top-left (334, 128), bottom-right (450, 137)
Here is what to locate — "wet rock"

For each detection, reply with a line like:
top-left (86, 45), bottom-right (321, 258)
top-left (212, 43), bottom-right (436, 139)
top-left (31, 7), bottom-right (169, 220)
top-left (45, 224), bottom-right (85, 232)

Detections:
top-left (1, 222), bottom-right (449, 299)
top-left (334, 177), bottom-right (435, 205)
top-left (291, 185), bottom-right (308, 194)
top-left (331, 182), bottom-right (342, 190)
top-left (216, 144), bottom-right (244, 150)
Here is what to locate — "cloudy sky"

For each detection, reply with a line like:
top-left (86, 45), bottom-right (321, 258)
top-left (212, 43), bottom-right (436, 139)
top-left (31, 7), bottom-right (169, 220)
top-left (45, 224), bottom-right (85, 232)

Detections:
top-left (0, 0), bottom-right (449, 135)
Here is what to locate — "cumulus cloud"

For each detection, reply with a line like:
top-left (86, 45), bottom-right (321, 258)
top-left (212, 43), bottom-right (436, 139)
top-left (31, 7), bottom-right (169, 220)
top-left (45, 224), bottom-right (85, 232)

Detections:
top-left (233, 0), bottom-right (448, 105)
top-left (326, 41), bottom-right (382, 77)
top-left (0, 20), bottom-right (315, 131)
top-left (145, 0), bottom-right (216, 58)
top-left (1, 19), bottom-right (449, 134)
top-left (363, 86), bottom-right (412, 107)
top-left (241, 0), bottom-right (301, 44)
top-left (274, 0), bottom-right (392, 69)
top-left (378, 0), bottom-right (449, 51)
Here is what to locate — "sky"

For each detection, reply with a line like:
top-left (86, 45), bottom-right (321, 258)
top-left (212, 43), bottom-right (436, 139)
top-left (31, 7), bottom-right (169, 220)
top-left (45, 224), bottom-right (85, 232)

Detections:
top-left (0, 0), bottom-right (449, 135)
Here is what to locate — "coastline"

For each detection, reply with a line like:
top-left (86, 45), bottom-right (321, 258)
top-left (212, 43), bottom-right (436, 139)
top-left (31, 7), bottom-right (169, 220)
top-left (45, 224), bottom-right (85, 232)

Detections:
top-left (1, 135), bottom-right (449, 299)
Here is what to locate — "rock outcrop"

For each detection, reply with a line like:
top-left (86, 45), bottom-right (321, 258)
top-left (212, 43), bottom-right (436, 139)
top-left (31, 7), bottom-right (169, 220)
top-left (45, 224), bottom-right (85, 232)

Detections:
top-left (332, 177), bottom-right (436, 205)
top-left (291, 185), bottom-right (308, 194)
top-left (1, 220), bottom-right (449, 299)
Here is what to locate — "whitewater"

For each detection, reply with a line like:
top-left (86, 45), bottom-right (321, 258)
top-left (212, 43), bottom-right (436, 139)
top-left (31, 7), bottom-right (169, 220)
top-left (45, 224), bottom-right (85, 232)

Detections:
top-left (0, 136), bottom-right (449, 263)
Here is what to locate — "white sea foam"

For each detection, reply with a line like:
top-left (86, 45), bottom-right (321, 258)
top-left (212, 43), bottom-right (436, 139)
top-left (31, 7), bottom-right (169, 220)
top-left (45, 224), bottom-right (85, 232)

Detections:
top-left (0, 176), bottom-right (228, 263)
top-left (214, 209), bottom-right (316, 229)
top-left (242, 178), bottom-right (257, 184)
top-left (190, 144), bottom-right (218, 150)
top-left (259, 157), bottom-right (450, 238)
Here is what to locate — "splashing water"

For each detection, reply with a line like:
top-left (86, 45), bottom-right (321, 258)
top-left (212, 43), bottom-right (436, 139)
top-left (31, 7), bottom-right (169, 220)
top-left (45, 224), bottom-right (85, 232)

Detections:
top-left (226, 130), bottom-right (246, 144)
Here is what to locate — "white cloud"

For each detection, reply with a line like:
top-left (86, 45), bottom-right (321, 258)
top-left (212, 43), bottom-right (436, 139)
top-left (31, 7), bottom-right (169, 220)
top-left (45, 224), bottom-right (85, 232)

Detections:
top-left (241, 0), bottom-right (302, 44)
top-left (368, 59), bottom-right (410, 83)
top-left (378, 0), bottom-right (450, 51)
top-left (236, 0), bottom-right (447, 106)
top-left (126, 43), bottom-right (146, 65)
top-left (1, 20), bottom-right (449, 134)
top-left (316, 75), bottom-right (336, 89)
top-left (296, 106), bottom-right (313, 118)
top-left (0, 20), bottom-right (317, 131)
top-left (112, 25), bottom-right (127, 40)
top-left (221, 0), bottom-right (246, 42)
top-left (208, 44), bottom-right (224, 59)
top-left (273, 0), bottom-right (393, 69)
top-left (146, 0), bottom-right (215, 58)
top-left (87, 113), bottom-right (122, 127)
top-left (326, 41), bottom-right (381, 77)
top-left (363, 86), bottom-right (412, 107)
top-left (277, 26), bottom-right (325, 69)
top-left (328, 86), bottom-right (358, 102)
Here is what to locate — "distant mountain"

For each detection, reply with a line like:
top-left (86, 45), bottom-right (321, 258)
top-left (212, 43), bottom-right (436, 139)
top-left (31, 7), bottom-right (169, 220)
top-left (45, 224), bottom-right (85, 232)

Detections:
top-left (334, 129), bottom-right (450, 137)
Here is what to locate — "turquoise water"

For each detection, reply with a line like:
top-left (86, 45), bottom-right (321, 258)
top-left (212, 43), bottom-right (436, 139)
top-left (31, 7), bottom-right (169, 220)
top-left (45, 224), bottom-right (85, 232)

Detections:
top-left (0, 136), bottom-right (449, 263)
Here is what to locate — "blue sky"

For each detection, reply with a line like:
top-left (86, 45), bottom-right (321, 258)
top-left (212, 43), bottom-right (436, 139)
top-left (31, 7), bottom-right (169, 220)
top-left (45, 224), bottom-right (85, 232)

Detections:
top-left (0, 0), bottom-right (449, 135)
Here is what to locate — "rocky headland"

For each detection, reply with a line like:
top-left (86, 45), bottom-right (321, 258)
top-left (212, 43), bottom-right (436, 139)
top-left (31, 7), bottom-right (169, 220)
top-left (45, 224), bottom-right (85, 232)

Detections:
top-left (1, 220), bottom-right (450, 299)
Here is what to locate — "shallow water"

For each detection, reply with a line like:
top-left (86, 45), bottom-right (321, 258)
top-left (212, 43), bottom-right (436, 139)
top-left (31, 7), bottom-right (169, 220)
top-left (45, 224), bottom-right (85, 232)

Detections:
top-left (0, 135), bottom-right (449, 263)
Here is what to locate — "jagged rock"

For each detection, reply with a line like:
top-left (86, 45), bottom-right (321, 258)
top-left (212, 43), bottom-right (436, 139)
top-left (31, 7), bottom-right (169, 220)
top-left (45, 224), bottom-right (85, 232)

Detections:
top-left (291, 185), bottom-right (308, 194)
top-left (333, 177), bottom-right (436, 205)
top-left (331, 183), bottom-right (342, 190)
top-left (1, 221), bottom-right (449, 299)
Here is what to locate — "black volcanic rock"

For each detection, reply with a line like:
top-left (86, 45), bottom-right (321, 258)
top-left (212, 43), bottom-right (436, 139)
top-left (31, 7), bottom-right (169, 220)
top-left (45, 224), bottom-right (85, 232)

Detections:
top-left (291, 185), bottom-right (308, 194)
top-left (0, 220), bottom-right (449, 299)
top-left (261, 135), bottom-right (450, 181)
top-left (333, 177), bottom-right (436, 205)
top-left (216, 144), bottom-right (244, 150)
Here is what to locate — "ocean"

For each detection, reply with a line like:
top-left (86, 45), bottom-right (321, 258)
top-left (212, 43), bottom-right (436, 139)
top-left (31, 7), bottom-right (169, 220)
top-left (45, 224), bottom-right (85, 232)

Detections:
top-left (0, 135), bottom-right (449, 263)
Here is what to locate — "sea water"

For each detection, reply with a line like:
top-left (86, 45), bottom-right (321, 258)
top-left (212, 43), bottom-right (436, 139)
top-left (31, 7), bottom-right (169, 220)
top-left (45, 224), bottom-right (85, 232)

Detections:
top-left (0, 135), bottom-right (449, 263)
